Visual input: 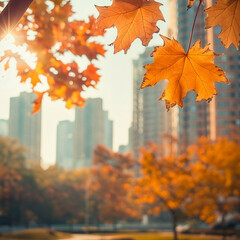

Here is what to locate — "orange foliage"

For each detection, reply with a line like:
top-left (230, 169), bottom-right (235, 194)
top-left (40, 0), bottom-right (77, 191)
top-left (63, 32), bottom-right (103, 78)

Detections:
top-left (187, 138), bottom-right (240, 225)
top-left (135, 143), bottom-right (193, 218)
top-left (0, 0), bottom-right (237, 110)
top-left (141, 36), bottom-right (229, 110)
top-left (90, 145), bottom-right (137, 224)
top-left (2, 0), bottom-right (105, 111)
top-left (205, 0), bottom-right (240, 49)
top-left (96, 0), bottom-right (164, 53)
top-left (0, 166), bottom-right (22, 200)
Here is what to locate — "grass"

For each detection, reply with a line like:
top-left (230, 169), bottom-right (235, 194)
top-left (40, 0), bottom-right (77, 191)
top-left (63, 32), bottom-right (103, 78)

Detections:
top-left (0, 230), bottom-right (234, 240)
top-left (101, 232), bottom-right (227, 240)
top-left (0, 228), bottom-right (71, 240)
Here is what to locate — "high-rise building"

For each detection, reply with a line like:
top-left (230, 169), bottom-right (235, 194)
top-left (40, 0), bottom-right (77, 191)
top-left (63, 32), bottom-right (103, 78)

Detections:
top-left (73, 98), bottom-right (113, 168)
top-left (56, 120), bottom-right (73, 169)
top-left (176, 1), bottom-right (240, 149)
top-left (214, 33), bottom-right (240, 142)
top-left (9, 92), bottom-right (41, 162)
top-left (0, 119), bottom-right (8, 136)
top-left (131, 48), bottom-right (176, 159)
top-left (103, 111), bottom-right (113, 150)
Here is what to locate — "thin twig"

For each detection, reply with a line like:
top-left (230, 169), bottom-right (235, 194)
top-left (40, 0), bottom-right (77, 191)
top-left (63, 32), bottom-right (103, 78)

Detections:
top-left (187, 0), bottom-right (203, 53)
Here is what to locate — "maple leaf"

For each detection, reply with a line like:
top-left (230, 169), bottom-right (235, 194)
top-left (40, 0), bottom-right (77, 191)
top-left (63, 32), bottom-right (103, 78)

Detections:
top-left (205, 0), bottom-right (240, 49)
top-left (96, 0), bottom-right (164, 53)
top-left (141, 36), bottom-right (229, 111)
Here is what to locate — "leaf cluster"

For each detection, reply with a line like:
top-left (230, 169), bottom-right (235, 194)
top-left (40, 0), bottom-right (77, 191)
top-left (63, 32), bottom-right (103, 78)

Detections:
top-left (0, 0), bottom-right (238, 110)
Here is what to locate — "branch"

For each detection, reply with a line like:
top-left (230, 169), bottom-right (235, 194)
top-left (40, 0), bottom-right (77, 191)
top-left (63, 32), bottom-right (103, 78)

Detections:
top-left (0, 0), bottom-right (33, 41)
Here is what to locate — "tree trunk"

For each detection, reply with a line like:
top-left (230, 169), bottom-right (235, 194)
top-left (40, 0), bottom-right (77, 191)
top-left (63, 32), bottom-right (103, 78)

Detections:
top-left (171, 211), bottom-right (178, 240)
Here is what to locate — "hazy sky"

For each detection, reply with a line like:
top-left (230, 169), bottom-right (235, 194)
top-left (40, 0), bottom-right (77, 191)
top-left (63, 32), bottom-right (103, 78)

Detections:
top-left (0, 0), bottom-right (168, 167)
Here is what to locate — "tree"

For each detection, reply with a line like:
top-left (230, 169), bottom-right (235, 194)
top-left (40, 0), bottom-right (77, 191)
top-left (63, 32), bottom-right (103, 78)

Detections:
top-left (186, 137), bottom-right (240, 239)
top-left (135, 143), bottom-right (193, 240)
top-left (0, 136), bottom-right (26, 170)
top-left (0, 0), bottom-right (238, 110)
top-left (0, 166), bottom-right (22, 225)
top-left (0, 137), bottom-right (49, 226)
top-left (90, 145), bottom-right (137, 228)
top-left (33, 165), bottom-right (91, 224)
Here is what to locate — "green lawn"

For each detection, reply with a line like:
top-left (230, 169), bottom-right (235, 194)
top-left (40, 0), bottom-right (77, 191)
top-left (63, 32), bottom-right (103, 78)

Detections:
top-left (0, 229), bottom-right (71, 240)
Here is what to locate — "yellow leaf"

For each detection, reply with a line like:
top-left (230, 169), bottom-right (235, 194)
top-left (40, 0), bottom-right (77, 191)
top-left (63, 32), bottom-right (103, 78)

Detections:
top-left (96, 0), bottom-right (164, 53)
top-left (141, 36), bottom-right (229, 110)
top-left (205, 0), bottom-right (240, 49)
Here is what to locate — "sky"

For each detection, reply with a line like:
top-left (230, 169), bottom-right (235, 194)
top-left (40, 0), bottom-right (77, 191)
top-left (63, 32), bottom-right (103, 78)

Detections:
top-left (0, 0), bottom-right (168, 168)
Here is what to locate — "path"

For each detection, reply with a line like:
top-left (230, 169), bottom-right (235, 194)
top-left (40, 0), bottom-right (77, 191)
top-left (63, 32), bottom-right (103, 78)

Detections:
top-left (61, 234), bottom-right (120, 240)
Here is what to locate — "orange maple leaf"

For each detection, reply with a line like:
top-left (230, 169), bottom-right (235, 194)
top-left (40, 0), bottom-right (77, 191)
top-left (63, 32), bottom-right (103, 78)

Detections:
top-left (205, 0), bottom-right (240, 49)
top-left (141, 36), bottom-right (229, 110)
top-left (96, 0), bottom-right (164, 53)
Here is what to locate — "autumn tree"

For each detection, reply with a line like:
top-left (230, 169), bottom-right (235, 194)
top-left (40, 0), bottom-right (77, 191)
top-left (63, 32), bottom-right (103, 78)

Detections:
top-left (0, 166), bottom-right (22, 225)
top-left (51, 168), bottom-right (90, 224)
top-left (31, 165), bottom-right (89, 224)
top-left (186, 137), bottom-right (240, 239)
top-left (0, 136), bottom-right (26, 170)
top-left (0, 137), bottom-right (46, 226)
top-left (90, 145), bottom-right (137, 228)
top-left (135, 143), bottom-right (193, 240)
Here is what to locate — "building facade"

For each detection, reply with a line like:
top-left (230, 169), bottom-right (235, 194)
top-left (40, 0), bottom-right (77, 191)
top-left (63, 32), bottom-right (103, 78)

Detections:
top-left (9, 92), bottom-right (41, 162)
top-left (56, 120), bottom-right (73, 169)
top-left (214, 31), bottom-right (240, 142)
top-left (103, 111), bottom-right (113, 150)
top-left (73, 98), bottom-right (113, 168)
top-left (0, 119), bottom-right (8, 136)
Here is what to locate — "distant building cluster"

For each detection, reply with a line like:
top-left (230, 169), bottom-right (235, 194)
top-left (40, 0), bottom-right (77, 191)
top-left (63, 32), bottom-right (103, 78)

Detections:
top-left (57, 98), bottom-right (113, 169)
top-left (1, 93), bottom-right (113, 170)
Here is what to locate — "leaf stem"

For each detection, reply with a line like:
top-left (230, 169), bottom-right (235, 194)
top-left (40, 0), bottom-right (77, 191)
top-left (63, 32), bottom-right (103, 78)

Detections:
top-left (187, 0), bottom-right (203, 53)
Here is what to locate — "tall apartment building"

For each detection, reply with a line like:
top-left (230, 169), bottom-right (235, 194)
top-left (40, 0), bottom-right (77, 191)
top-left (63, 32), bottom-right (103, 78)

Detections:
top-left (176, 1), bottom-right (240, 149)
top-left (73, 98), bottom-right (113, 168)
top-left (214, 32), bottom-right (240, 141)
top-left (56, 120), bottom-right (73, 169)
top-left (103, 111), bottom-right (113, 150)
top-left (131, 48), bottom-right (176, 159)
top-left (9, 92), bottom-right (41, 162)
top-left (0, 119), bottom-right (8, 136)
